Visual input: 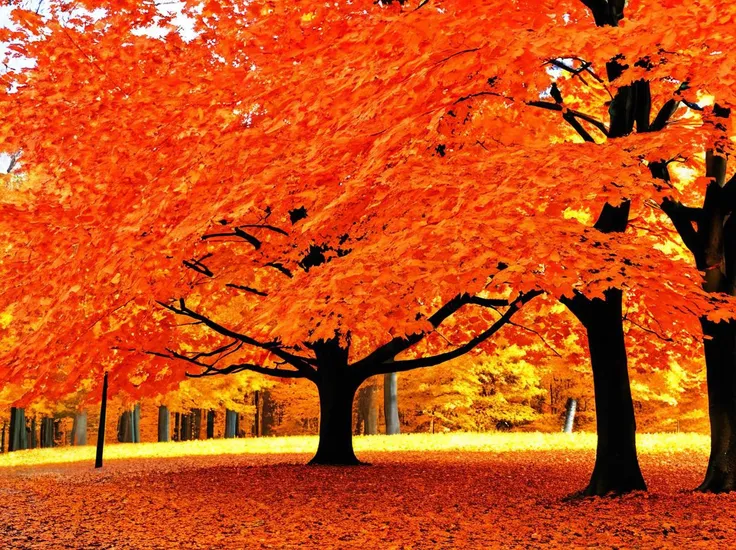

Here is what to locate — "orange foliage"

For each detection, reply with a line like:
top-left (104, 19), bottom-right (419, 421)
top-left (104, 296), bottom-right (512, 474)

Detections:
top-left (0, 0), bottom-right (734, 413)
top-left (0, 442), bottom-right (732, 548)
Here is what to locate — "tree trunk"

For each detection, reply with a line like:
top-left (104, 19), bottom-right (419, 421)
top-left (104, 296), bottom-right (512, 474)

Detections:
top-left (356, 382), bottom-right (379, 435)
top-left (9, 407), bottom-right (27, 452)
top-left (182, 413), bottom-right (192, 441)
top-left (206, 410), bottom-right (215, 439)
top-left (158, 406), bottom-right (170, 442)
top-left (310, 374), bottom-right (361, 465)
top-left (384, 372), bottom-right (400, 435)
top-left (118, 405), bottom-right (140, 443)
top-left (563, 398), bottom-right (577, 433)
top-left (261, 390), bottom-right (276, 436)
top-left (40, 418), bottom-right (54, 448)
top-left (253, 391), bottom-right (261, 436)
top-left (1, 421), bottom-right (5, 453)
top-left (191, 409), bottom-right (202, 440)
top-left (225, 410), bottom-right (238, 439)
top-left (95, 371), bottom-right (108, 468)
top-left (173, 412), bottom-right (180, 441)
top-left (697, 318), bottom-right (736, 491)
top-left (567, 290), bottom-right (646, 496)
top-left (71, 412), bottom-right (87, 445)
top-left (29, 418), bottom-right (37, 449)
top-left (132, 404), bottom-right (140, 443)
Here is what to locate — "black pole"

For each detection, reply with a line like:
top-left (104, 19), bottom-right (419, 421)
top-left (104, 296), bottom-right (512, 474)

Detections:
top-left (95, 372), bottom-right (108, 469)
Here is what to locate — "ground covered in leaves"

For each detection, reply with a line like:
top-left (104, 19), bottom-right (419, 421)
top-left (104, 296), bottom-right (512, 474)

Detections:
top-left (0, 434), bottom-right (733, 548)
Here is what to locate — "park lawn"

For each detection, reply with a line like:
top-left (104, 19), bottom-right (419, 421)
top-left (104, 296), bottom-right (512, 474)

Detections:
top-left (0, 433), bottom-right (732, 549)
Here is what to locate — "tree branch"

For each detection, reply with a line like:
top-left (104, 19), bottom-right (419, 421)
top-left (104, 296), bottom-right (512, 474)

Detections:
top-left (157, 298), bottom-right (317, 379)
top-left (353, 294), bottom-right (509, 370)
top-left (660, 198), bottom-right (703, 265)
top-left (358, 291), bottom-right (542, 377)
top-left (185, 362), bottom-right (306, 379)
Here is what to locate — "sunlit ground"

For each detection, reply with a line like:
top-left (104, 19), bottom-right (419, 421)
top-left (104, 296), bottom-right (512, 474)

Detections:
top-left (0, 432), bottom-right (709, 469)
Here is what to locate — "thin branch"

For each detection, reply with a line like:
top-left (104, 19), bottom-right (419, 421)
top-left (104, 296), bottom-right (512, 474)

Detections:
top-left (432, 47), bottom-right (481, 67)
top-left (226, 283), bottom-right (268, 297)
top-left (157, 298), bottom-right (317, 379)
top-left (202, 228), bottom-right (261, 249)
top-left (185, 363), bottom-right (306, 379)
top-left (624, 316), bottom-right (674, 343)
top-left (507, 320), bottom-right (562, 357)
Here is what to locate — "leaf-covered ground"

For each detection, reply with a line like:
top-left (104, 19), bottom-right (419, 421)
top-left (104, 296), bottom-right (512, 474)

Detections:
top-left (0, 434), bottom-right (733, 549)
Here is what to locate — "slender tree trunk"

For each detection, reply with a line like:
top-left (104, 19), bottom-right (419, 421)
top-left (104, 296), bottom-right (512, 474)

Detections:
top-left (566, 290), bottom-right (646, 496)
top-left (182, 413), bottom-right (192, 441)
top-left (1, 421), bottom-right (5, 453)
top-left (356, 382), bottom-right (379, 435)
top-left (563, 398), bottom-right (577, 433)
top-left (191, 409), bottom-right (202, 440)
top-left (310, 373), bottom-right (361, 465)
top-left (40, 418), bottom-right (54, 448)
top-left (132, 404), bottom-right (140, 443)
top-left (118, 411), bottom-right (131, 443)
top-left (95, 372), bottom-right (108, 468)
top-left (253, 391), bottom-right (261, 436)
top-left (225, 410), bottom-right (238, 439)
top-left (158, 406), bottom-right (170, 442)
top-left (71, 412), bottom-right (87, 446)
top-left (261, 391), bottom-right (276, 436)
top-left (384, 372), bottom-right (400, 435)
top-left (173, 412), bottom-right (180, 441)
top-left (206, 410), bottom-right (215, 439)
top-left (29, 418), bottom-right (37, 449)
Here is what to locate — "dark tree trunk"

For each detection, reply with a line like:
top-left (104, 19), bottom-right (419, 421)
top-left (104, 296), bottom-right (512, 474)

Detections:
top-left (158, 406), bottom-right (170, 442)
top-left (356, 382), bottom-right (379, 435)
top-left (9, 407), bottom-right (27, 452)
top-left (310, 371), bottom-right (360, 465)
top-left (261, 390), bottom-right (276, 436)
top-left (40, 418), bottom-right (54, 448)
top-left (1, 421), bottom-right (5, 453)
top-left (565, 289), bottom-right (646, 496)
top-left (253, 391), bottom-right (261, 436)
top-left (118, 405), bottom-right (140, 443)
top-left (697, 318), bottom-right (736, 491)
top-left (173, 412), bottom-right (180, 441)
top-left (182, 413), bottom-right (192, 441)
top-left (563, 398), bottom-right (577, 434)
top-left (29, 418), bottom-right (37, 449)
top-left (132, 404), bottom-right (140, 443)
top-left (206, 410), bottom-right (215, 439)
top-left (118, 411), bottom-right (131, 443)
top-left (71, 412), bottom-right (87, 446)
top-left (191, 409), bottom-right (202, 440)
top-left (225, 410), bottom-right (238, 439)
top-left (96, 372), bottom-right (108, 468)
top-left (384, 372), bottom-right (400, 435)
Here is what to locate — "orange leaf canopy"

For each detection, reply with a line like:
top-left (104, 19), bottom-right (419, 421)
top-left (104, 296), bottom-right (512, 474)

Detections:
top-left (1, 0), bottom-right (734, 403)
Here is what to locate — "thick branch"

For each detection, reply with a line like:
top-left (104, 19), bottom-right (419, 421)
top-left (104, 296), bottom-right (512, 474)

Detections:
top-left (358, 291), bottom-right (542, 377)
top-left (353, 294), bottom-right (509, 370)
